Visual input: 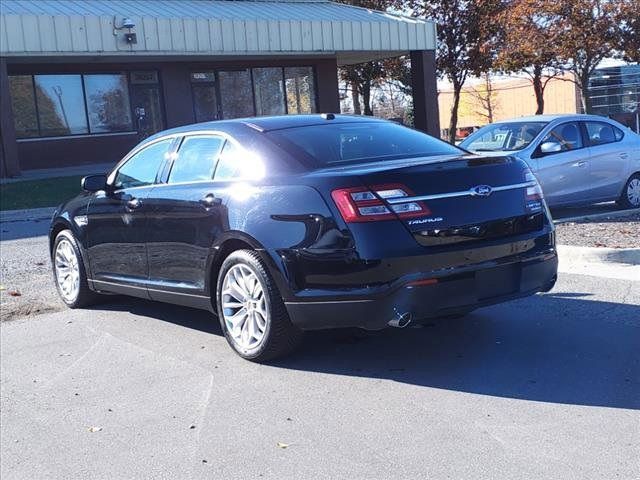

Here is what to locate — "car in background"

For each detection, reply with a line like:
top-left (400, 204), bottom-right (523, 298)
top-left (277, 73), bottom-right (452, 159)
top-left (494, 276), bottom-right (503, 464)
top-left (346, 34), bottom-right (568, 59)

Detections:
top-left (49, 115), bottom-right (557, 361)
top-left (459, 114), bottom-right (640, 209)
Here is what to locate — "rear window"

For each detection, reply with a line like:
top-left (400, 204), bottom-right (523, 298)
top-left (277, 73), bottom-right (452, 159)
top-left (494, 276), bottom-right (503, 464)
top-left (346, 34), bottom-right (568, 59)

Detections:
top-left (265, 122), bottom-right (462, 167)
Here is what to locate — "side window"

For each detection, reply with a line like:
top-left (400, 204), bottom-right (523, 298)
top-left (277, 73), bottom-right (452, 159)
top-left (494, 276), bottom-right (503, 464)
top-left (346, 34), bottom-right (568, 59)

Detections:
top-left (168, 135), bottom-right (224, 184)
top-left (539, 122), bottom-right (583, 153)
top-left (114, 139), bottom-right (173, 189)
top-left (213, 141), bottom-right (242, 181)
top-left (585, 121), bottom-right (620, 146)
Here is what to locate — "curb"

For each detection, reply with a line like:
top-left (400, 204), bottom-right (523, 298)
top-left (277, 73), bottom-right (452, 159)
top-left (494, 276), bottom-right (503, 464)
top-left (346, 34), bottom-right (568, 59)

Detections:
top-left (553, 207), bottom-right (639, 224)
top-left (557, 244), bottom-right (640, 266)
top-left (0, 207), bottom-right (56, 224)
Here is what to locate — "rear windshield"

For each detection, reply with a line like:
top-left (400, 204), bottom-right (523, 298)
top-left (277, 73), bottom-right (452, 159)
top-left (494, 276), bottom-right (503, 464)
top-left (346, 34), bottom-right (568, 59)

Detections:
top-left (265, 122), bottom-right (462, 167)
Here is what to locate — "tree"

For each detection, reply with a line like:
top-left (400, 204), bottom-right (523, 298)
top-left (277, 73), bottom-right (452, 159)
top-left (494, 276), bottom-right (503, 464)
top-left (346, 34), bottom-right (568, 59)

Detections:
top-left (495, 0), bottom-right (562, 114)
top-left (466, 73), bottom-right (499, 124)
top-left (619, 0), bottom-right (640, 63)
top-left (338, 0), bottom-right (406, 115)
top-left (409, 0), bottom-right (502, 143)
top-left (553, 0), bottom-right (627, 113)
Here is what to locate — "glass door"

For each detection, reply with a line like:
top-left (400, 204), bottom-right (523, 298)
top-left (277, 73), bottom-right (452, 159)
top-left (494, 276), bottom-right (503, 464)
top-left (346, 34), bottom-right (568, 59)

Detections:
top-left (130, 71), bottom-right (165, 139)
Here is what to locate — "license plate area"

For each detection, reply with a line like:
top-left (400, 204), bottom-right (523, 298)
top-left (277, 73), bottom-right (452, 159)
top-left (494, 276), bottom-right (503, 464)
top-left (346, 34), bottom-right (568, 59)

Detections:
top-left (475, 264), bottom-right (520, 300)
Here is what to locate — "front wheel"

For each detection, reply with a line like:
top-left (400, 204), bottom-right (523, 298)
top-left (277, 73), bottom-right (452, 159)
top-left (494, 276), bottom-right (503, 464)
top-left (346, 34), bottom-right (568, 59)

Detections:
top-left (617, 173), bottom-right (640, 209)
top-left (52, 229), bottom-right (97, 308)
top-left (216, 250), bottom-right (302, 362)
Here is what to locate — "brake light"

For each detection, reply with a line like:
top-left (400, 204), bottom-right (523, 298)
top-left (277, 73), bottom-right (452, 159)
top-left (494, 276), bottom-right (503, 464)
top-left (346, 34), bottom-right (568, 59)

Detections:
top-left (331, 184), bottom-right (430, 223)
top-left (524, 169), bottom-right (544, 211)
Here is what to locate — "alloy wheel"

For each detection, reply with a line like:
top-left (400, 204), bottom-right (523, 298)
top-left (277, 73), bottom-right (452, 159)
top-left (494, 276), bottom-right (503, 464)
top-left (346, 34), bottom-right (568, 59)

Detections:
top-left (54, 238), bottom-right (80, 302)
top-left (627, 178), bottom-right (640, 207)
top-left (221, 264), bottom-right (268, 351)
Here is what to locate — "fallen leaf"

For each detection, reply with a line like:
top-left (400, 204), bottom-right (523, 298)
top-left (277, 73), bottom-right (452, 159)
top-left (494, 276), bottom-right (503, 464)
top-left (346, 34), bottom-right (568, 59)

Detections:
top-left (8, 290), bottom-right (21, 297)
top-left (276, 442), bottom-right (290, 449)
top-left (88, 426), bottom-right (102, 433)
top-left (35, 262), bottom-right (45, 266)
top-left (189, 424), bottom-right (196, 429)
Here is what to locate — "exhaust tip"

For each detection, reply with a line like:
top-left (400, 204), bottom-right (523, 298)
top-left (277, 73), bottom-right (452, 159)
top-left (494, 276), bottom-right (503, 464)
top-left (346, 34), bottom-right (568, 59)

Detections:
top-left (388, 310), bottom-right (412, 328)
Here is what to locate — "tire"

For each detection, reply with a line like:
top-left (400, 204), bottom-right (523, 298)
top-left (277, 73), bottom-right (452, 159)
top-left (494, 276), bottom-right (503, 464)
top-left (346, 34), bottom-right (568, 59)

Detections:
top-left (52, 229), bottom-right (98, 308)
top-left (616, 173), bottom-right (640, 209)
top-left (216, 250), bottom-right (302, 362)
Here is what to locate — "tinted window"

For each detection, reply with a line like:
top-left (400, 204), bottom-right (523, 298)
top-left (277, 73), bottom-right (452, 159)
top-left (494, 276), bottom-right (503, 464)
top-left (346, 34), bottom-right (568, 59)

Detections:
top-left (585, 121), bottom-right (621, 145)
top-left (169, 136), bottom-right (224, 184)
top-left (266, 122), bottom-right (461, 167)
top-left (218, 70), bottom-right (254, 119)
top-left (34, 75), bottom-right (88, 136)
top-left (253, 68), bottom-right (285, 116)
top-left (540, 122), bottom-right (583, 152)
top-left (114, 139), bottom-right (173, 189)
top-left (285, 67), bottom-right (315, 114)
top-left (8, 75), bottom-right (38, 138)
top-left (462, 122), bottom-right (547, 151)
top-left (214, 141), bottom-right (242, 180)
top-left (84, 74), bottom-right (133, 133)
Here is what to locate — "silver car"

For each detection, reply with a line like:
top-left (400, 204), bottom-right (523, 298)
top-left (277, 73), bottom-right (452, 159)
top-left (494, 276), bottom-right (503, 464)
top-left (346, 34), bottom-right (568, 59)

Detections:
top-left (459, 114), bottom-right (640, 208)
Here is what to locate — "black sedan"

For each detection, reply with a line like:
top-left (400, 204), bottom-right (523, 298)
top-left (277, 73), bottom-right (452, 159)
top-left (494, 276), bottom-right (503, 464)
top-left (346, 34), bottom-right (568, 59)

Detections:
top-left (50, 114), bottom-right (558, 361)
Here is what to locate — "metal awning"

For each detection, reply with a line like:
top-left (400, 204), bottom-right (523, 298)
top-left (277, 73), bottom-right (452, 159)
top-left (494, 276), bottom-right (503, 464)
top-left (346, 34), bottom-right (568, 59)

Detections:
top-left (0, 0), bottom-right (436, 64)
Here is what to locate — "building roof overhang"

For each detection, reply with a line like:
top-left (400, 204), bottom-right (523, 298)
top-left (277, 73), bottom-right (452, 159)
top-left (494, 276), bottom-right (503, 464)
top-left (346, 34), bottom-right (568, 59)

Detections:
top-left (0, 0), bottom-right (436, 64)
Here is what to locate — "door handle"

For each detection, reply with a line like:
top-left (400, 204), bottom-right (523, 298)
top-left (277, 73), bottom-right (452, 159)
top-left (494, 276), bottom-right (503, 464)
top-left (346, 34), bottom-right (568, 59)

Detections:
top-left (572, 160), bottom-right (587, 168)
top-left (200, 193), bottom-right (221, 207)
top-left (126, 197), bottom-right (141, 210)
top-left (620, 153), bottom-right (629, 159)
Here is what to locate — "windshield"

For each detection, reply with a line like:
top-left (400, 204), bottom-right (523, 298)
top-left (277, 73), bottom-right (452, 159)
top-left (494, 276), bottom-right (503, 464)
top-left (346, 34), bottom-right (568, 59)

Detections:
top-left (265, 122), bottom-right (462, 167)
top-left (461, 122), bottom-right (547, 152)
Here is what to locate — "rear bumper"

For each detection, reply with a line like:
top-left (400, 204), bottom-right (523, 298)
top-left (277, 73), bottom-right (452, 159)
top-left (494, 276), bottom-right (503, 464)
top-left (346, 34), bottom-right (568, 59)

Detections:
top-left (285, 248), bottom-right (558, 331)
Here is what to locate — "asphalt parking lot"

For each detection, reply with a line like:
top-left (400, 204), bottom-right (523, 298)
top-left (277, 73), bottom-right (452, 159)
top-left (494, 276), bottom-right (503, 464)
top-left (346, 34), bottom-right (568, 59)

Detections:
top-left (1, 272), bottom-right (639, 479)
top-left (1, 205), bottom-right (639, 479)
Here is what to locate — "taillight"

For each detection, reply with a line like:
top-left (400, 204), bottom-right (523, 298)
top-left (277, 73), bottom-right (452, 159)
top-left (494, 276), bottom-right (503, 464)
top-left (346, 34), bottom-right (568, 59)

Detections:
top-left (331, 184), bottom-right (430, 223)
top-left (524, 169), bottom-right (544, 211)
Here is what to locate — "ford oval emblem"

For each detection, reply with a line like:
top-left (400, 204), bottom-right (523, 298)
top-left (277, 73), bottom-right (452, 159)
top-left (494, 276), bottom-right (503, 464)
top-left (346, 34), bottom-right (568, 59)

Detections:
top-left (472, 185), bottom-right (493, 197)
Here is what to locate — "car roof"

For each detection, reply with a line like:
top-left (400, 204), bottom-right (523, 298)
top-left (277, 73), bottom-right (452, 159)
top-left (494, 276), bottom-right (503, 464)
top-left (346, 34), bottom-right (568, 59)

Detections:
top-left (493, 113), bottom-right (613, 124)
top-left (147, 114), bottom-right (389, 140)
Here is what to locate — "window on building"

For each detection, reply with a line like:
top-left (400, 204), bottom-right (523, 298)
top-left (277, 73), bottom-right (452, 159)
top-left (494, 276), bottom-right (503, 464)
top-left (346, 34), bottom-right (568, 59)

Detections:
top-left (169, 135), bottom-right (224, 184)
top-left (9, 72), bottom-right (142, 139)
top-left (218, 69), bottom-right (255, 119)
top-left (114, 138), bottom-right (173, 189)
top-left (285, 67), bottom-right (316, 114)
top-left (190, 72), bottom-right (218, 122)
top-left (8, 75), bottom-right (38, 138)
top-left (84, 74), bottom-right (133, 134)
top-left (189, 66), bottom-right (317, 121)
top-left (34, 75), bottom-right (88, 136)
top-left (253, 67), bottom-right (285, 116)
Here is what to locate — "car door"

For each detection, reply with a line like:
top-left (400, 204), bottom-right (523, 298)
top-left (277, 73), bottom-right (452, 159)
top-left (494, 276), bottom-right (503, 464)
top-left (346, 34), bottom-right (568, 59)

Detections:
top-left (583, 120), bottom-right (628, 200)
top-left (85, 137), bottom-right (175, 297)
top-left (532, 121), bottom-right (592, 206)
top-left (144, 134), bottom-right (230, 307)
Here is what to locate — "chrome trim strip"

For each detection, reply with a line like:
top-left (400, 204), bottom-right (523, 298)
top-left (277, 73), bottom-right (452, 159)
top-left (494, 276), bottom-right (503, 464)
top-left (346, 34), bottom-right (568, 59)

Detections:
top-left (285, 299), bottom-right (374, 305)
top-left (91, 279), bottom-right (209, 298)
top-left (385, 181), bottom-right (537, 204)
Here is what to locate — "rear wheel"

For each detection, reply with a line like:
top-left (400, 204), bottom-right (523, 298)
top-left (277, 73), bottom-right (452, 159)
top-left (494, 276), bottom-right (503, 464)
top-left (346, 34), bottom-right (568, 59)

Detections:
top-left (52, 230), bottom-right (97, 308)
top-left (216, 250), bottom-right (302, 362)
top-left (617, 173), bottom-right (640, 209)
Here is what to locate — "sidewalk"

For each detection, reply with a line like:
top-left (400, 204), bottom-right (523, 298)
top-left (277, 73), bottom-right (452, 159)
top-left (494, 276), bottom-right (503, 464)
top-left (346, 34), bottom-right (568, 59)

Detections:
top-left (0, 163), bottom-right (114, 184)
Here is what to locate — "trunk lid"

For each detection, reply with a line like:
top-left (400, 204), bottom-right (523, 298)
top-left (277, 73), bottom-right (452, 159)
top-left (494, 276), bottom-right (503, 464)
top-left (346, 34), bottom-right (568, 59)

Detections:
top-left (344, 154), bottom-right (545, 244)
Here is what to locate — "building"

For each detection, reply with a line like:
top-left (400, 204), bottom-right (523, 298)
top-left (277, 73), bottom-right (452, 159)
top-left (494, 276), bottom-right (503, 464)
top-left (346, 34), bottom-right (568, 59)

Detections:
top-left (588, 64), bottom-right (640, 133)
top-left (0, 0), bottom-right (439, 177)
top-left (438, 74), bottom-right (580, 140)
top-left (438, 64), bottom-right (640, 140)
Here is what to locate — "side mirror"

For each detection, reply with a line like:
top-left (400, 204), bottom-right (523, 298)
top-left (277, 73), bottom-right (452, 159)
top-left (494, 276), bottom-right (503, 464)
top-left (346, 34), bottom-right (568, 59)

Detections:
top-left (540, 141), bottom-right (562, 155)
top-left (81, 174), bottom-right (108, 192)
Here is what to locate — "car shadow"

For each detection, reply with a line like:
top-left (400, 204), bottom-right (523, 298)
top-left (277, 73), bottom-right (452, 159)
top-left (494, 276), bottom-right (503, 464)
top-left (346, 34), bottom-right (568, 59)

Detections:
top-left (93, 293), bottom-right (640, 410)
